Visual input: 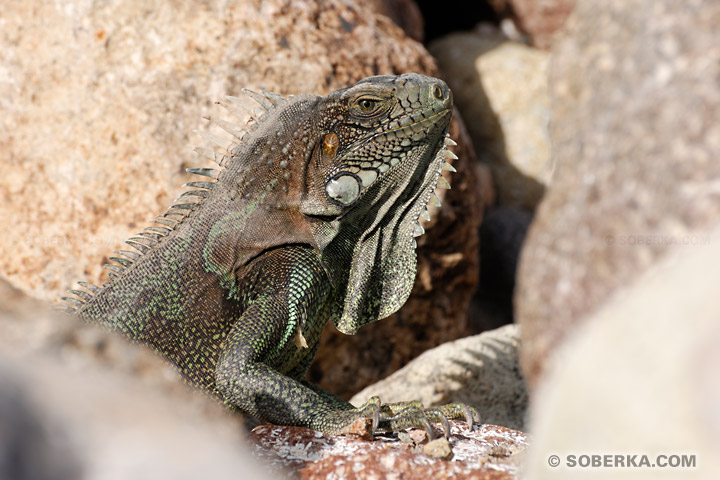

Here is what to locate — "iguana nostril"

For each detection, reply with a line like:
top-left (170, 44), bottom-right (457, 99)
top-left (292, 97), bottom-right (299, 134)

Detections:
top-left (432, 84), bottom-right (443, 99)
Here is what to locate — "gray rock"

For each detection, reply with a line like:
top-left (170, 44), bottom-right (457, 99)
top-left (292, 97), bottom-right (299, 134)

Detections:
top-left (473, 205), bottom-right (534, 329)
top-left (0, 281), bottom-right (272, 480)
top-left (0, 364), bottom-right (80, 480)
top-left (350, 324), bottom-right (528, 431)
top-left (516, 0), bottom-right (720, 388)
top-left (523, 222), bottom-right (720, 479)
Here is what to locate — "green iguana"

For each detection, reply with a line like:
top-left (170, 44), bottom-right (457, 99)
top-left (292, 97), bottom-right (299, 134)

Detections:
top-left (62, 73), bottom-right (479, 437)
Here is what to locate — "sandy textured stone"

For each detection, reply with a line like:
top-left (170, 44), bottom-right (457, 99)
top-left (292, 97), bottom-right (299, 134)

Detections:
top-left (251, 422), bottom-right (528, 479)
top-left (516, 0), bottom-right (720, 388)
top-left (430, 30), bottom-right (552, 210)
top-left (423, 437), bottom-right (454, 460)
top-left (0, 0), bottom-right (486, 398)
top-left (350, 324), bottom-right (528, 431)
top-left (523, 223), bottom-right (720, 479)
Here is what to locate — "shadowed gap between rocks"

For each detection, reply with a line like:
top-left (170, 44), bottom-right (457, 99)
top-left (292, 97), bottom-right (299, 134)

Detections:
top-left (434, 34), bottom-right (543, 332)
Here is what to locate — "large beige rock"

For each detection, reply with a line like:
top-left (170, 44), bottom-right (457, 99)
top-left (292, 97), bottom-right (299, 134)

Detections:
top-left (430, 30), bottom-right (552, 210)
top-left (522, 223), bottom-right (720, 479)
top-left (516, 0), bottom-right (720, 388)
top-left (0, 0), bottom-right (487, 397)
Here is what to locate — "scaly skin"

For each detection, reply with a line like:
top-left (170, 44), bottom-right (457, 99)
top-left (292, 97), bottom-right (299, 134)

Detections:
top-left (64, 74), bottom-right (479, 436)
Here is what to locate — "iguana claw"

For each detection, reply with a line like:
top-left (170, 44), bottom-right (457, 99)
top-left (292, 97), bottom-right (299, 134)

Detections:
top-left (440, 414), bottom-right (451, 438)
top-left (422, 417), bottom-right (435, 441)
top-left (371, 407), bottom-right (380, 435)
top-left (463, 404), bottom-right (481, 428)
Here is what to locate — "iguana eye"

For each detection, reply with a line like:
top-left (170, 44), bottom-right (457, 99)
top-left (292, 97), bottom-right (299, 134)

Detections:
top-left (356, 97), bottom-right (380, 114)
top-left (359, 99), bottom-right (376, 112)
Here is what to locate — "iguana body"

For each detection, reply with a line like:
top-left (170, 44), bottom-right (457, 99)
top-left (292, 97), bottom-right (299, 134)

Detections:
top-left (64, 74), bottom-right (478, 435)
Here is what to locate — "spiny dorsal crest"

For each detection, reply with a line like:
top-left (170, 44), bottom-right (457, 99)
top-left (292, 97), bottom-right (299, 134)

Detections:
top-left (410, 133), bottom-right (458, 249)
top-left (60, 88), bottom-right (288, 313)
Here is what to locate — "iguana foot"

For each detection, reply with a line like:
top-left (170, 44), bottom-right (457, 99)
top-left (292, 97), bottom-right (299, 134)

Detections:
top-left (320, 397), bottom-right (481, 440)
top-left (376, 401), bottom-right (481, 440)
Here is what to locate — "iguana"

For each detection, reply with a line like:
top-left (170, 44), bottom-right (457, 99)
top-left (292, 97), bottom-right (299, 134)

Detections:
top-left (62, 73), bottom-right (479, 437)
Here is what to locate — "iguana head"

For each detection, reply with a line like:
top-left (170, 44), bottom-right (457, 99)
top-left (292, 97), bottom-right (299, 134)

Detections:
top-left (299, 73), bottom-right (455, 334)
top-left (301, 74), bottom-right (452, 219)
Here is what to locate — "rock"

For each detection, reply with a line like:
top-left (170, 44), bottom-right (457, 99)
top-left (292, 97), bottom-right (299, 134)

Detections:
top-left (0, 281), bottom-right (271, 480)
top-left (0, 363), bottom-right (82, 480)
top-left (0, 0), bottom-right (487, 399)
top-left (0, 277), bottom-right (184, 390)
top-left (503, 0), bottom-right (576, 49)
top-left (251, 422), bottom-right (529, 479)
top-left (0, 355), bottom-right (272, 480)
top-left (366, 0), bottom-right (425, 42)
top-left (350, 324), bottom-right (528, 431)
top-left (515, 0), bottom-right (720, 389)
top-left (522, 223), bottom-right (720, 479)
top-left (423, 437), bottom-right (454, 460)
top-left (430, 29), bottom-right (552, 211)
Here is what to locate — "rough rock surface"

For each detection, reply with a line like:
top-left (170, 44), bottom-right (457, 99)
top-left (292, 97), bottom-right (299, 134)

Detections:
top-left (0, 0), bottom-right (487, 398)
top-left (0, 280), bottom-right (270, 480)
top-left (251, 422), bottom-right (529, 479)
top-left (523, 223), bottom-right (720, 479)
top-left (515, 0), bottom-right (720, 388)
top-left (351, 324), bottom-right (528, 431)
top-left (503, 0), bottom-right (576, 49)
top-left (430, 29), bottom-right (552, 211)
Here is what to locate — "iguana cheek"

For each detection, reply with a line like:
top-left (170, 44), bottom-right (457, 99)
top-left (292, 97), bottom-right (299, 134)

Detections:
top-left (326, 173), bottom-right (360, 205)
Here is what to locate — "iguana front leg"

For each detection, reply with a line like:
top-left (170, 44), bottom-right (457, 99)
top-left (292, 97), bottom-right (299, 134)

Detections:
top-left (214, 245), bottom-right (375, 433)
top-left (215, 245), bottom-right (479, 436)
